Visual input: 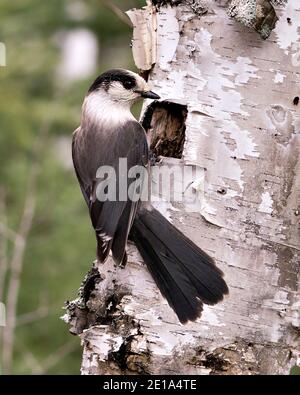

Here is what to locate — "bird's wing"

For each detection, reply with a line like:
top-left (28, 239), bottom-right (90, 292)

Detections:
top-left (72, 121), bottom-right (149, 263)
top-left (72, 128), bottom-right (91, 206)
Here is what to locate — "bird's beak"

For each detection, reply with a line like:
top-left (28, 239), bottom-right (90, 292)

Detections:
top-left (135, 90), bottom-right (160, 100)
top-left (141, 90), bottom-right (160, 99)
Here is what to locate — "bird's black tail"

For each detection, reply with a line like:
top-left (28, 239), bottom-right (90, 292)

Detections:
top-left (130, 205), bottom-right (228, 324)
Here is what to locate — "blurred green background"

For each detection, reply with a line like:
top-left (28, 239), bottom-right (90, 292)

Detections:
top-left (0, 0), bottom-right (145, 374)
top-left (1, 0), bottom-right (299, 377)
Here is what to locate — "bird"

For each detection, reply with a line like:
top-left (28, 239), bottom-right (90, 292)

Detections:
top-left (72, 68), bottom-right (228, 324)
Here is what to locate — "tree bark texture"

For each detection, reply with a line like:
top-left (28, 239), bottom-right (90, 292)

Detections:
top-left (65, 0), bottom-right (300, 375)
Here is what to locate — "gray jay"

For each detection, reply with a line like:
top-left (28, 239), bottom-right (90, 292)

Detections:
top-left (72, 69), bottom-right (228, 323)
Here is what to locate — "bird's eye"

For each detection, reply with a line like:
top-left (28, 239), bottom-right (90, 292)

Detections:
top-left (123, 80), bottom-right (134, 89)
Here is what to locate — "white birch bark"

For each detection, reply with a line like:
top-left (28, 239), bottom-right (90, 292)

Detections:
top-left (66, 0), bottom-right (300, 375)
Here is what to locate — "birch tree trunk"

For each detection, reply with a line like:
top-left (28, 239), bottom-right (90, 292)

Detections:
top-left (66, 0), bottom-right (300, 375)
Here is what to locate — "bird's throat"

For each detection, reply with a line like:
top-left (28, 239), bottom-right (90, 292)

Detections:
top-left (82, 91), bottom-right (135, 128)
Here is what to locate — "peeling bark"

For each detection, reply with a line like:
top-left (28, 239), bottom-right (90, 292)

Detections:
top-left (126, 1), bottom-right (157, 71)
top-left (66, 0), bottom-right (300, 375)
top-left (227, 0), bottom-right (279, 39)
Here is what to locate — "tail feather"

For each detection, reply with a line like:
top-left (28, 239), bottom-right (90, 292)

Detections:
top-left (130, 205), bottom-right (228, 323)
top-left (131, 219), bottom-right (203, 323)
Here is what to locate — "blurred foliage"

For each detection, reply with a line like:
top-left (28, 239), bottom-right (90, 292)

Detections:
top-left (0, 0), bottom-right (145, 374)
top-left (0, 0), bottom-right (299, 377)
top-left (290, 365), bottom-right (300, 375)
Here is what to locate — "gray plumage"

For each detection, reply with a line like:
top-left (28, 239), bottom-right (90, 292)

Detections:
top-left (72, 69), bottom-right (228, 324)
top-left (72, 119), bottom-right (148, 264)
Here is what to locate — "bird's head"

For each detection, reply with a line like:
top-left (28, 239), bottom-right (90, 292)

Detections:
top-left (87, 69), bottom-right (160, 105)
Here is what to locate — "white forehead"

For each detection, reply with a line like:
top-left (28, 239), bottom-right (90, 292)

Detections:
top-left (125, 70), bottom-right (148, 90)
